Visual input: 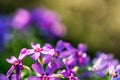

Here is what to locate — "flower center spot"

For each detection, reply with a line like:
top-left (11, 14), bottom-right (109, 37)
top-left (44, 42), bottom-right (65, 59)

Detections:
top-left (35, 48), bottom-right (42, 52)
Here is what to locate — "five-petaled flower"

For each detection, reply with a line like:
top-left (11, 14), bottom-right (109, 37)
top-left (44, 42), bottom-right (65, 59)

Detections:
top-left (43, 40), bottom-right (67, 69)
top-left (29, 42), bottom-right (54, 61)
top-left (61, 59), bottom-right (79, 80)
top-left (64, 42), bottom-right (90, 67)
top-left (109, 63), bottom-right (120, 80)
top-left (6, 48), bottom-right (28, 80)
top-left (28, 61), bottom-right (57, 80)
top-left (92, 53), bottom-right (118, 77)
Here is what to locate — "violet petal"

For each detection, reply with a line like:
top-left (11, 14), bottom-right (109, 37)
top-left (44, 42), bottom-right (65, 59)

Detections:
top-left (31, 52), bottom-right (40, 61)
top-left (55, 40), bottom-right (64, 52)
top-left (6, 56), bottom-right (17, 64)
top-left (61, 70), bottom-right (69, 78)
top-left (43, 55), bottom-right (52, 64)
top-left (31, 43), bottom-right (41, 49)
top-left (28, 76), bottom-right (40, 80)
top-left (18, 48), bottom-right (28, 60)
top-left (7, 65), bottom-right (15, 78)
top-left (55, 58), bottom-right (62, 69)
top-left (0, 74), bottom-right (9, 80)
top-left (46, 62), bottom-right (57, 75)
top-left (41, 49), bottom-right (54, 55)
top-left (32, 62), bottom-right (44, 75)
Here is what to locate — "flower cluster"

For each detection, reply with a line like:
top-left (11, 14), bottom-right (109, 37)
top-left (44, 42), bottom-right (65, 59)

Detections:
top-left (0, 7), bottom-right (66, 52)
top-left (0, 40), bottom-right (120, 80)
top-left (11, 7), bottom-right (66, 38)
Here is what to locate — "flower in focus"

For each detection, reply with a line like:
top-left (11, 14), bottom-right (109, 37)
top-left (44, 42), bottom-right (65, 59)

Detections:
top-left (61, 59), bottom-right (79, 80)
top-left (109, 63), bottom-right (120, 80)
top-left (31, 7), bottom-right (66, 38)
top-left (29, 42), bottom-right (54, 61)
top-left (11, 8), bottom-right (31, 30)
top-left (6, 48), bottom-right (28, 79)
top-left (64, 42), bottom-right (90, 67)
top-left (28, 61), bottom-right (57, 80)
top-left (92, 53), bottom-right (119, 77)
top-left (43, 40), bottom-right (66, 68)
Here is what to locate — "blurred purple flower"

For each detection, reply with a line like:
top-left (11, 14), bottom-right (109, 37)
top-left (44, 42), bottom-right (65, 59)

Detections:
top-left (29, 42), bottom-right (54, 61)
top-left (11, 8), bottom-right (31, 30)
top-left (6, 48), bottom-right (28, 79)
top-left (109, 63), bottom-right (120, 80)
top-left (64, 42), bottom-right (90, 67)
top-left (31, 7), bottom-right (66, 38)
top-left (28, 61), bottom-right (57, 80)
top-left (0, 74), bottom-right (9, 80)
top-left (92, 53), bottom-right (119, 77)
top-left (0, 16), bottom-right (9, 52)
top-left (61, 59), bottom-right (79, 80)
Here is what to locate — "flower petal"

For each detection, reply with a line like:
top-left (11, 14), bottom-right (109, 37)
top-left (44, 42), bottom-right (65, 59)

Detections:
top-left (0, 74), bottom-right (9, 80)
top-left (32, 62), bottom-right (44, 75)
top-left (31, 53), bottom-right (40, 61)
top-left (18, 48), bottom-right (28, 60)
top-left (94, 71), bottom-right (105, 77)
top-left (55, 40), bottom-right (64, 52)
top-left (50, 77), bottom-right (61, 80)
top-left (109, 63), bottom-right (115, 75)
top-left (59, 51), bottom-right (71, 58)
top-left (28, 76), bottom-right (40, 80)
top-left (11, 74), bottom-right (17, 80)
top-left (43, 55), bottom-right (52, 64)
top-left (31, 43), bottom-right (41, 49)
top-left (55, 58), bottom-right (62, 69)
top-left (78, 43), bottom-right (87, 52)
top-left (64, 42), bottom-right (77, 52)
top-left (7, 65), bottom-right (15, 78)
top-left (6, 56), bottom-right (17, 64)
top-left (61, 70), bottom-right (69, 78)
top-left (66, 57), bottom-right (77, 67)
top-left (43, 43), bottom-right (53, 49)
top-left (41, 49), bottom-right (55, 55)
top-left (46, 62), bottom-right (57, 75)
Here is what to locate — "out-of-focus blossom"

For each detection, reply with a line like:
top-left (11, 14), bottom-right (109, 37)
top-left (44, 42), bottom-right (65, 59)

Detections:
top-left (11, 8), bottom-right (31, 30)
top-left (109, 63), bottom-right (120, 80)
top-left (29, 42), bottom-right (54, 61)
top-left (28, 61), bottom-right (57, 80)
top-left (6, 48), bottom-right (28, 80)
top-left (61, 59), bottom-right (79, 80)
top-left (31, 7), bottom-right (66, 38)
top-left (64, 42), bottom-right (90, 67)
top-left (92, 53), bottom-right (119, 77)
top-left (0, 74), bottom-right (9, 80)
top-left (0, 16), bottom-right (9, 52)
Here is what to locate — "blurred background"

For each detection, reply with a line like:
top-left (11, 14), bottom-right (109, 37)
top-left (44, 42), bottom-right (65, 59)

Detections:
top-left (0, 0), bottom-right (120, 74)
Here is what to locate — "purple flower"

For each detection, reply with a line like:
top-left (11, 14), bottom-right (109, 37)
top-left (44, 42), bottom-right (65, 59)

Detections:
top-left (61, 59), bottom-right (79, 80)
top-left (109, 64), bottom-right (120, 80)
top-left (11, 8), bottom-right (31, 30)
top-left (43, 40), bottom-right (66, 68)
top-left (29, 42), bottom-right (54, 61)
top-left (6, 48), bottom-right (28, 79)
top-left (31, 7), bottom-right (66, 38)
top-left (92, 53), bottom-right (118, 77)
top-left (0, 74), bottom-right (9, 80)
top-left (28, 61), bottom-right (57, 80)
top-left (64, 42), bottom-right (90, 67)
